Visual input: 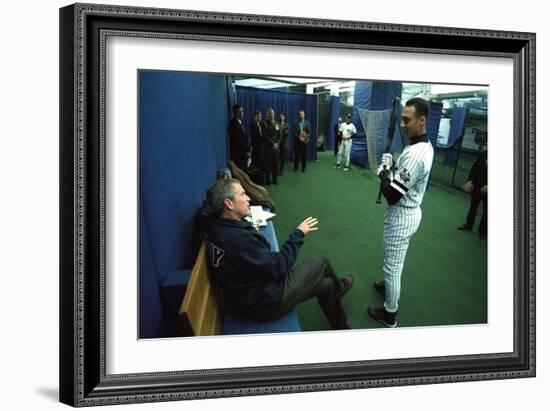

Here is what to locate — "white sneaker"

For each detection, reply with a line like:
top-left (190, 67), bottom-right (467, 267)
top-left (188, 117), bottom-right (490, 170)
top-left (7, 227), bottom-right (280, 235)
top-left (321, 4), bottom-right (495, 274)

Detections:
top-left (343, 167), bottom-right (350, 172)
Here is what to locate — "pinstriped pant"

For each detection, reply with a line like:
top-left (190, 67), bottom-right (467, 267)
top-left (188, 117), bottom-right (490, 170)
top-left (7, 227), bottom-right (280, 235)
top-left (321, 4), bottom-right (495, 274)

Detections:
top-left (383, 205), bottom-right (422, 313)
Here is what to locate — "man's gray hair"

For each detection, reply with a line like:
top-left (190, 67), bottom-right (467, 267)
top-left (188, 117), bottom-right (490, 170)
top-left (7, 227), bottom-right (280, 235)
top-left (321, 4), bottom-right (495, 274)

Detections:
top-left (206, 177), bottom-right (240, 216)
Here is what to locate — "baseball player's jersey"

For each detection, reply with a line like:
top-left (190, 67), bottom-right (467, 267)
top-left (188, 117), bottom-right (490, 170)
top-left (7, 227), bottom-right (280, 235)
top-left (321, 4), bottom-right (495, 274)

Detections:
top-left (390, 137), bottom-right (434, 208)
top-left (340, 122), bottom-right (357, 139)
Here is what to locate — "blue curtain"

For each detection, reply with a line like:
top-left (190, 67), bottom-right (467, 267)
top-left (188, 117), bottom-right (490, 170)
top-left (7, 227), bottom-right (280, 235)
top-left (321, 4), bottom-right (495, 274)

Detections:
top-left (427, 101), bottom-right (444, 147)
top-left (236, 85), bottom-right (318, 161)
top-left (139, 71), bottom-right (230, 338)
top-left (325, 96), bottom-right (340, 152)
top-left (350, 81), bottom-right (402, 167)
top-left (442, 107), bottom-right (469, 166)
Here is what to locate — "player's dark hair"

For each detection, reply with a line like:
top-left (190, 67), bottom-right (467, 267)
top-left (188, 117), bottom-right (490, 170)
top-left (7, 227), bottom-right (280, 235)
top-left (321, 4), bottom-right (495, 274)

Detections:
top-left (232, 104), bottom-right (242, 114)
top-left (405, 97), bottom-right (429, 120)
top-left (254, 110), bottom-right (261, 116)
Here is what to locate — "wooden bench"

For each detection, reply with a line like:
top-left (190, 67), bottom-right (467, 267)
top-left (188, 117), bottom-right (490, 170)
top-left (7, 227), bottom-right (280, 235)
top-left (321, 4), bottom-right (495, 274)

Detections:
top-left (178, 219), bottom-right (301, 336)
top-left (178, 241), bottom-right (222, 336)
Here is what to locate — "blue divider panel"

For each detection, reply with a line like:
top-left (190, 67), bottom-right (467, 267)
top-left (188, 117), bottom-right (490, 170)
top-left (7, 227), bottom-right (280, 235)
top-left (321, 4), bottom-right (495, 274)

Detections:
top-left (236, 85), bottom-right (318, 161)
top-left (351, 81), bottom-right (402, 167)
top-left (325, 95), bottom-right (341, 152)
top-left (427, 101), bottom-right (444, 147)
top-left (139, 71), bottom-right (230, 338)
top-left (139, 206), bottom-right (163, 338)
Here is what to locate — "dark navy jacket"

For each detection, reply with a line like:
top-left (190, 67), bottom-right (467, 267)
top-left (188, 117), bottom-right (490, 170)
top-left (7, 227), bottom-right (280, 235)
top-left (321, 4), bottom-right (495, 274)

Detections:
top-left (205, 216), bottom-right (304, 319)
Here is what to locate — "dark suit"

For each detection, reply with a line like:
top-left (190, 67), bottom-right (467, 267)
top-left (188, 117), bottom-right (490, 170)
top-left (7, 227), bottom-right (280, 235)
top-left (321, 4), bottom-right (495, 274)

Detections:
top-left (228, 117), bottom-right (250, 171)
top-left (278, 120), bottom-right (289, 175)
top-left (463, 150), bottom-right (488, 237)
top-left (250, 120), bottom-right (264, 170)
top-left (262, 119), bottom-right (282, 185)
top-left (334, 122), bottom-right (343, 156)
top-left (292, 119), bottom-right (311, 172)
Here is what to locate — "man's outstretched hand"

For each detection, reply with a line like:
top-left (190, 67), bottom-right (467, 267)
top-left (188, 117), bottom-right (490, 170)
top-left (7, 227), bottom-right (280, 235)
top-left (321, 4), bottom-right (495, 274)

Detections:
top-left (297, 217), bottom-right (319, 236)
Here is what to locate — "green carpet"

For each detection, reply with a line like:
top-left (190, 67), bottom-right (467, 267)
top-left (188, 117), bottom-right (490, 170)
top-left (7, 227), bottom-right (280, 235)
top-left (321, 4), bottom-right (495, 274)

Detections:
top-left (266, 152), bottom-right (487, 331)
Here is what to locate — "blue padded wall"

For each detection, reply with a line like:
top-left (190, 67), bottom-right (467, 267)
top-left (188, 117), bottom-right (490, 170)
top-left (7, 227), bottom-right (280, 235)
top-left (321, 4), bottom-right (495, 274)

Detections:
top-left (427, 101), bottom-right (444, 147)
top-left (350, 81), bottom-right (403, 167)
top-left (325, 95), bottom-right (341, 152)
top-left (139, 206), bottom-right (162, 338)
top-left (236, 86), bottom-right (318, 161)
top-left (139, 71), bottom-right (230, 338)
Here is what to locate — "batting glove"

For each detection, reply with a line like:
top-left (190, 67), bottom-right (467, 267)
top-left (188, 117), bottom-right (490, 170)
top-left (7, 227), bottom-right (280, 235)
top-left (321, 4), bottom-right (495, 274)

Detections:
top-left (381, 153), bottom-right (393, 168)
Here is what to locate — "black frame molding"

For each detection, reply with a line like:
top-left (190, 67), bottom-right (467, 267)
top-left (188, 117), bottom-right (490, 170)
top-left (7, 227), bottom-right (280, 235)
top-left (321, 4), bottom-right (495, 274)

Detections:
top-left (60, 3), bottom-right (535, 407)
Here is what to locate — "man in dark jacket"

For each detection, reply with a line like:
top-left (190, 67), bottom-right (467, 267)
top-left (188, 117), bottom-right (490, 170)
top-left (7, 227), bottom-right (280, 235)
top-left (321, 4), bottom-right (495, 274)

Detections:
top-left (250, 111), bottom-right (264, 171)
top-left (292, 110), bottom-right (311, 172)
top-left (228, 104), bottom-right (250, 171)
top-left (278, 112), bottom-right (289, 175)
top-left (262, 108), bottom-right (281, 185)
top-left (458, 150), bottom-right (488, 239)
top-left (204, 177), bottom-right (353, 329)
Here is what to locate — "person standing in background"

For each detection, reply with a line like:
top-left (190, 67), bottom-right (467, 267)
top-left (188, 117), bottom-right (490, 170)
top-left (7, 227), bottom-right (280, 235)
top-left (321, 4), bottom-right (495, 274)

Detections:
top-left (262, 108), bottom-right (281, 185)
top-left (250, 111), bottom-right (264, 172)
top-left (228, 104), bottom-right (250, 172)
top-left (334, 116), bottom-right (343, 156)
top-left (334, 114), bottom-right (357, 172)
top-left (458, 150), bottom-right (488, 239)
top-left (292, 110), bottom-right (311, 173)
top-left (278, 112), bottom-right (289, 176)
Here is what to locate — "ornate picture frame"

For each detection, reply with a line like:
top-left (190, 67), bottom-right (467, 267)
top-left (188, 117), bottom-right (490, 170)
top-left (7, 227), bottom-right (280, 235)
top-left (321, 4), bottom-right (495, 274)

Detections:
top-left (59, 3), bottom-right (535, 407)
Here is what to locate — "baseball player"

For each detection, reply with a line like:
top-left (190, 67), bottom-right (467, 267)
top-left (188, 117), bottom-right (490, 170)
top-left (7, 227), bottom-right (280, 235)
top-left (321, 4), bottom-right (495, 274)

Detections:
top-left (334, 114), bottom-right (357, 171)
top-left (367, 97), bottom-right (434, 327)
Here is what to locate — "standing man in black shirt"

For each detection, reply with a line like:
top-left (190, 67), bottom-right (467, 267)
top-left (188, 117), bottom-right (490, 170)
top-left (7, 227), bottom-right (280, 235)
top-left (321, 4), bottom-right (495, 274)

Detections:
top-left (228, 104), bottom-right (250, 172)
top-left (250, 111), bottom-right (264, 172)
top-left (262, 108), bottom-right (282, 185)
top-left (278, 112), bottom-right (289, 176)
top-left (458, 150), bottom-right (488, 239)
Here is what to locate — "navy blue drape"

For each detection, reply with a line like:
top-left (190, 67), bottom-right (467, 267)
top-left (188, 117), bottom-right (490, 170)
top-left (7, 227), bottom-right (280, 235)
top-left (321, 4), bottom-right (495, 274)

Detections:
top-left (139, 71), bottom-right (230, 338)
top-left (325, 96), bottom-right (340, 152)
top-left (235, 85), bottom-right (318, 161)
top-left (427, 101), bottom-right (444, 147)
top-left (350, 81), bottom-right (403, 167)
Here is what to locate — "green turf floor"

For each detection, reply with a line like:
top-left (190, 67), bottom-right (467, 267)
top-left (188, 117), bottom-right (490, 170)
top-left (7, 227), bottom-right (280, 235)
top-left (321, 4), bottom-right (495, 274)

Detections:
top-left (266, 151), bottom-right (487, 331)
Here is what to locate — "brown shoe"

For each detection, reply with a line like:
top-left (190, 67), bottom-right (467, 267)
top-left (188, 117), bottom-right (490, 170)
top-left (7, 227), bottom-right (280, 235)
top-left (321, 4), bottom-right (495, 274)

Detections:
top-left (338, 274), bottom-right (353, 297)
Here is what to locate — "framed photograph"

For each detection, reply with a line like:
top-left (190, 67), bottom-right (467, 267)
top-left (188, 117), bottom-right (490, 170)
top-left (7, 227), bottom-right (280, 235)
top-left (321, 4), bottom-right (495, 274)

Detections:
top-left (59, 2), bottom-right (535, 407)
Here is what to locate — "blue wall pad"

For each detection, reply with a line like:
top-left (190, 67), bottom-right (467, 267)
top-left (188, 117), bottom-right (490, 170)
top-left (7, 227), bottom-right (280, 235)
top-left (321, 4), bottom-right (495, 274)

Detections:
top-left (350, 81), bottom-right (402, 168)
top-left (236, 85), bottom-right (318, 161)
top-left (139, 71), bottom-right (230, 338)
top-left (427, 101), bottom-right (444, 147)
top-left (325, 95), bottom-right (341, 152)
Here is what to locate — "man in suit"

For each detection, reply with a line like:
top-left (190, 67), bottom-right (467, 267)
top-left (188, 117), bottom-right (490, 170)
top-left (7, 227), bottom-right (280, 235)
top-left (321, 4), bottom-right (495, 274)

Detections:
top-left (278, 112), bottom-right (289, 175)
top-left (228, 104), bottom-right (250, 172)
top-left (262, 108), bottom-right (282, 185)
top-left (458, 150), bottom-right (488, 239)
top-left (334, 116), bottom-right (343, 156)
top-left (250, 111), bottom-right (264, 171)
top-left (292, 110), bottom-right (311, 173)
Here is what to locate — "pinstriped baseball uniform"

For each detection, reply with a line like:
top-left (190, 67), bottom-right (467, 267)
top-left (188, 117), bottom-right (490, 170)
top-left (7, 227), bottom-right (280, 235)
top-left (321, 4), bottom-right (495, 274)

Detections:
top-left (383, 136), bottom-right (434, 313)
